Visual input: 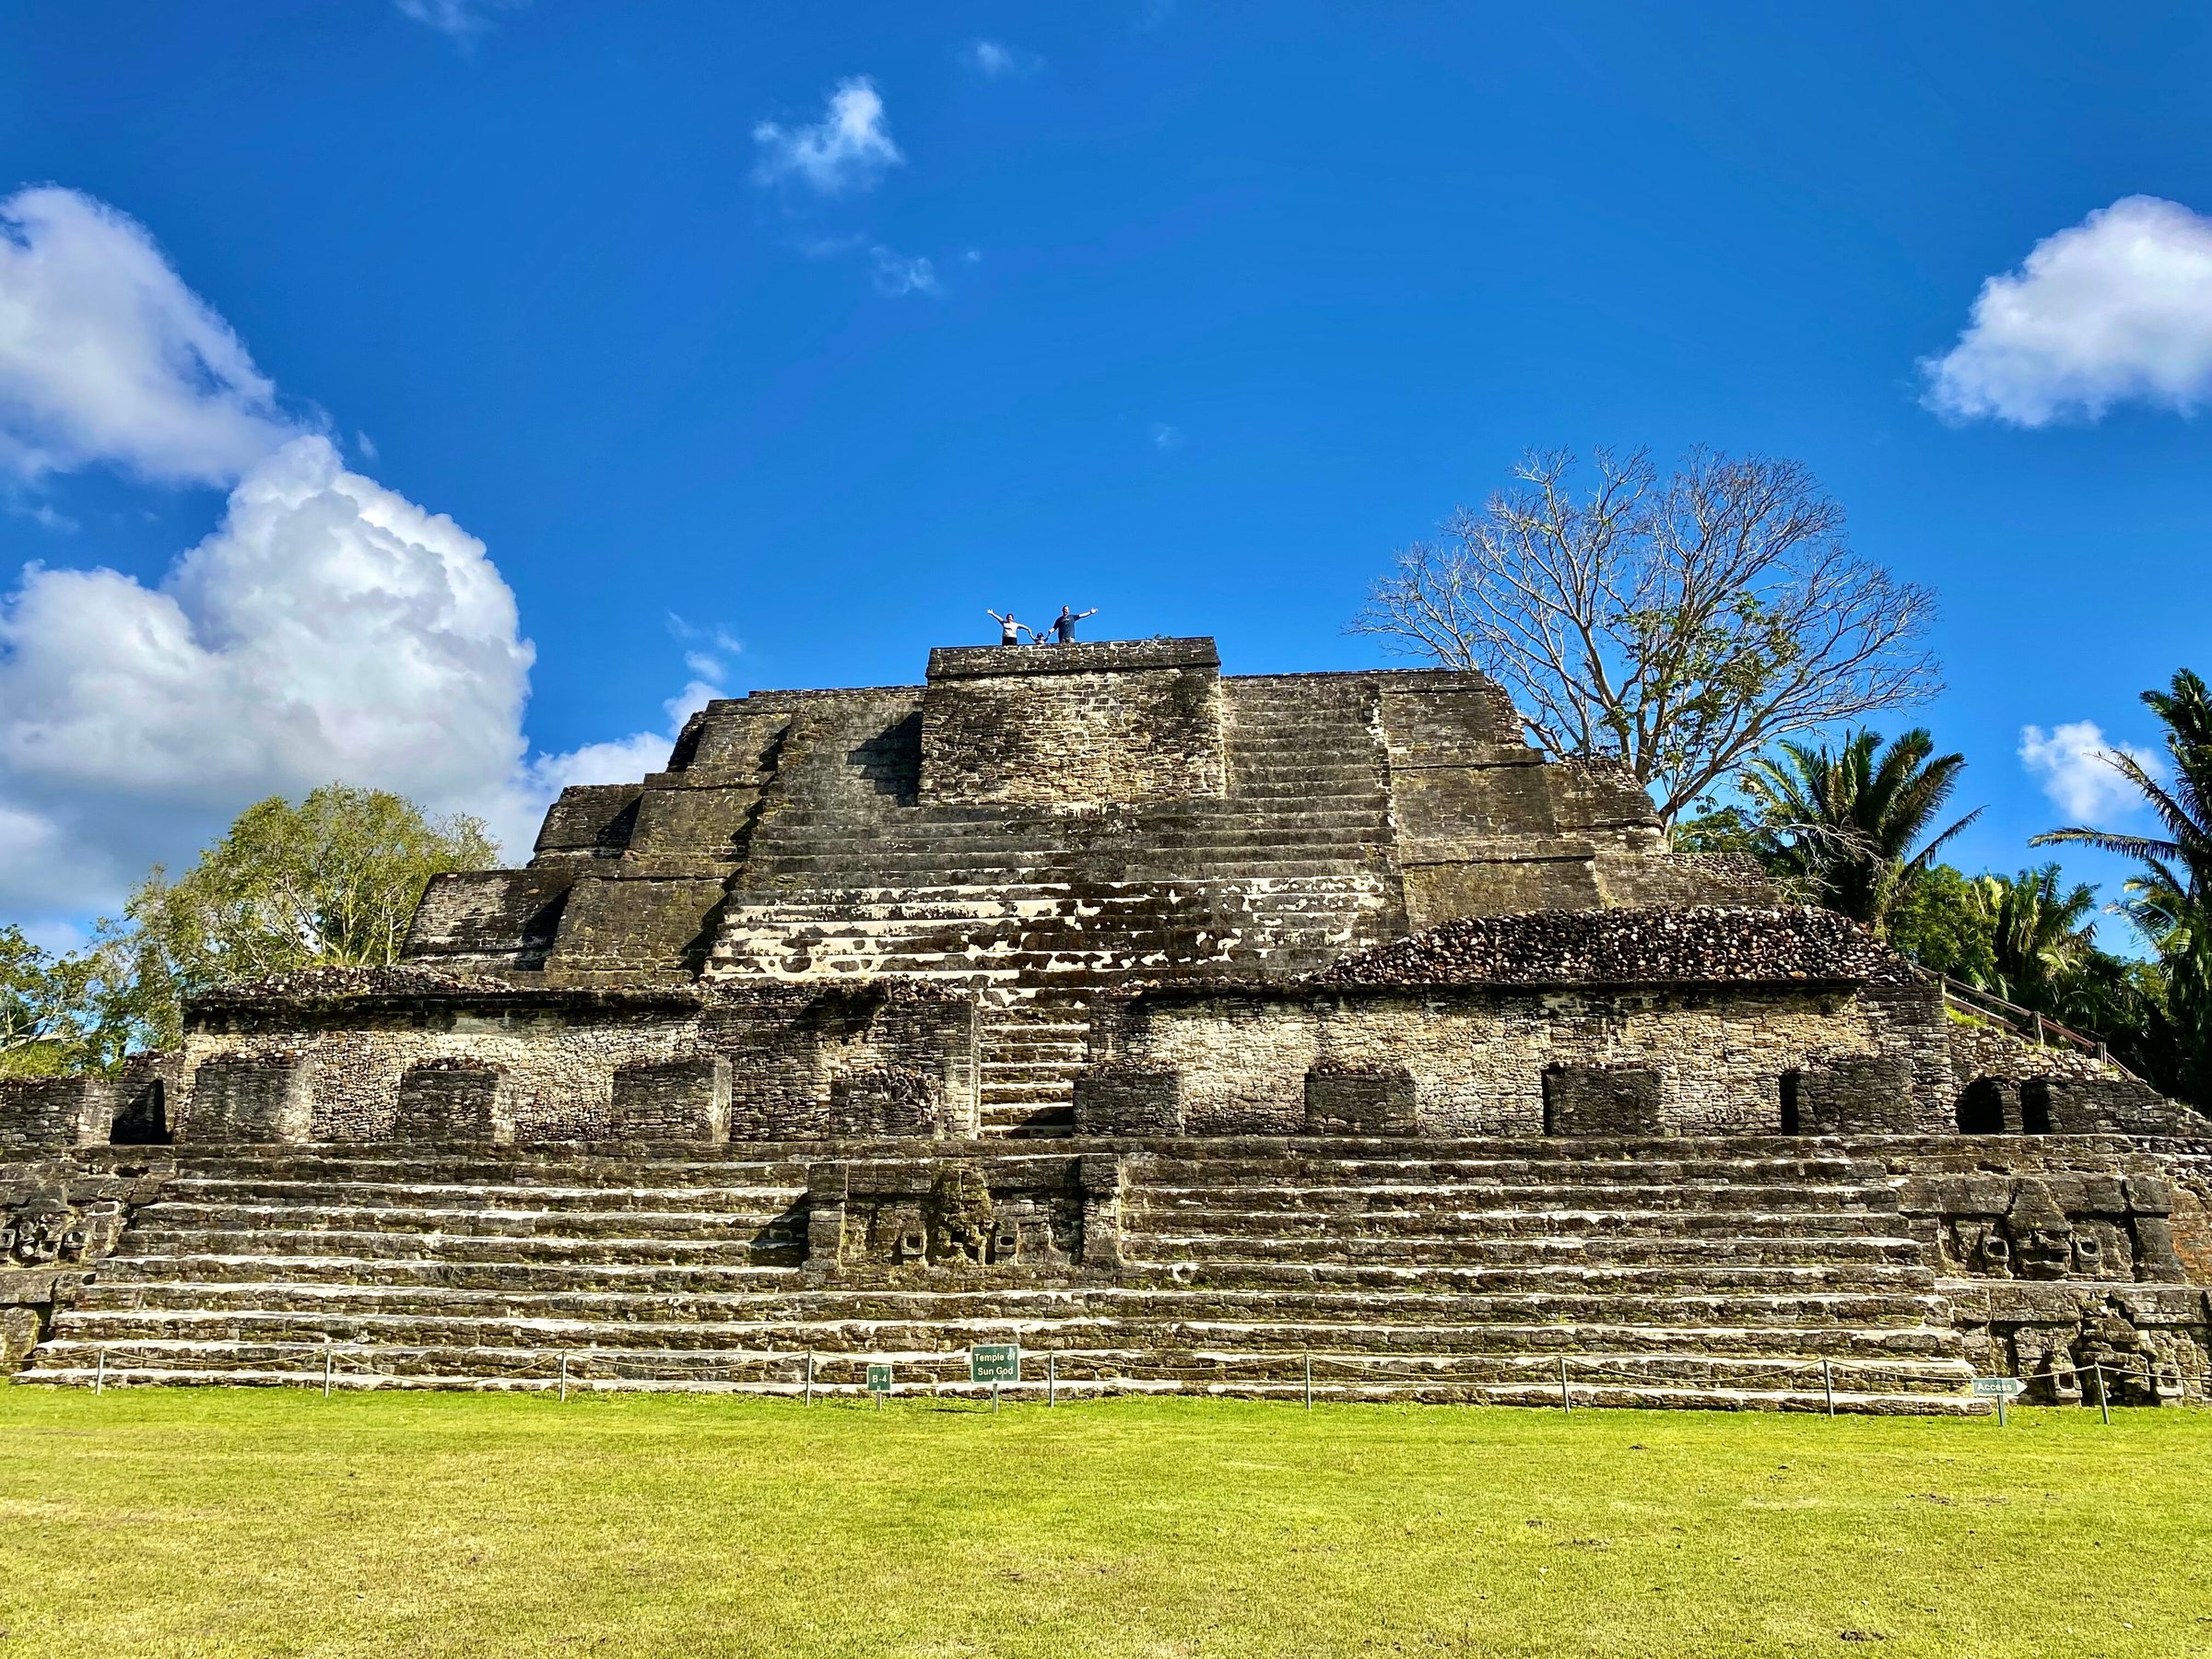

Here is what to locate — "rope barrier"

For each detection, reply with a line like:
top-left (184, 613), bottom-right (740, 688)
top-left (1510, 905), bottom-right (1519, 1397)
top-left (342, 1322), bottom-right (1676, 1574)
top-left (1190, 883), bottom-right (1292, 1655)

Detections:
top-left (74, 1341), bottom-right (2205, 1415)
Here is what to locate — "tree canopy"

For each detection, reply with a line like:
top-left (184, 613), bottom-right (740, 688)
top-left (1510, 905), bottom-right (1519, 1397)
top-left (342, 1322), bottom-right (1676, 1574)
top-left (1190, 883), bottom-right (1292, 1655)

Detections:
top-left (1352, 447), bottom-right (1941, 823)
top-left (2032, 668), bottom-right (2212, 1103)
top-left (1, 785), bottom-right (496, 1074)
top-left (1736, 727), bottom-right (1979, 935)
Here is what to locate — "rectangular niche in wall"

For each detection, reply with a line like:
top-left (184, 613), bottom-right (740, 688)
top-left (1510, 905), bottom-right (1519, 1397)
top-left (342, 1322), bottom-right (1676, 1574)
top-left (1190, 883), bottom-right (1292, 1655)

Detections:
top-left (394, 1063), bottom-right (517, 1146)
top-left (1542, 1065), bottom-right (1664, 1136)
top-left (1786, 1056), bottom-right (1915, 1134)
top-left (612, 1056), bottom-right (731, 1143)
top-left (1303, 1065), bottom-right (1418, 1136)
top-left (828, 1065), bottom-right (944, 1138)
top-left (1071, 1067), bottom-right (1184, 1135)
top-left (188, 1053), bottom-right (317, 1144)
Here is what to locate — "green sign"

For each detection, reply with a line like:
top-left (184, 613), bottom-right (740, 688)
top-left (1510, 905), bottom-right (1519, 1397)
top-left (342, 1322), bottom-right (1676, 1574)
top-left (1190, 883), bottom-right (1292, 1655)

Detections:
top-left (866, 1362), bottom-right (893, 1394)
top-left (1971, 1376), bottom-right (2025, 1398)
top-left (970, 1344), bottom-right (1020, 1384)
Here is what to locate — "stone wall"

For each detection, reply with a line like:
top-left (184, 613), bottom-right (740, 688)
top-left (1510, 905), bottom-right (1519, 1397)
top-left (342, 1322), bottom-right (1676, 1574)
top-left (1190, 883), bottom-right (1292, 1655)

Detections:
top-left (1086, 978), bottom-right (1952, 1135)
top-left (0, 1077), bottom-right (119, 1151)
top-left (1884, 1136), bottom-right (2212, 1401)
top-left (0, 1152), bottom-right (170, 1374)
top-left (177, 971), bottom-right (980, 1143)
top-left (919, 638), bottom-right (1226, 806)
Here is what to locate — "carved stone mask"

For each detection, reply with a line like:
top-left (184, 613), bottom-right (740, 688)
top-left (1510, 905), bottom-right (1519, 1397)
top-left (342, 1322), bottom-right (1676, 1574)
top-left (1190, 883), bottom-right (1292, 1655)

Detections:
top-left (2004, 1180), bottom-right (2074, 1280)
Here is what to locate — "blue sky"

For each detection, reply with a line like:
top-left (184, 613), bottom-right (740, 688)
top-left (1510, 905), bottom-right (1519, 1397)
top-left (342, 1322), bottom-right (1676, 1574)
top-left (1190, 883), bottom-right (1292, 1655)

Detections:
top-left (2, 1), bottom-right (2209, 939)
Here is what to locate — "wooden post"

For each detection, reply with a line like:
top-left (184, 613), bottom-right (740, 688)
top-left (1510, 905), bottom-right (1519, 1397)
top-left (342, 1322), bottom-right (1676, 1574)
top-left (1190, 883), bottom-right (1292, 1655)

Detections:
top-left (804, 1351), bottom-right (814, 1406)
top-left (1047, 1351), bottom-right (1056, 1407)
top-left (324, 1348), bottom-right (334, 1398)
top-left (1303, 1351), bottom-right (1312, 1410)
top-left (992, 1382), bottom-right (1000, 1416)
top-left (1822, 1359), bottom-right (1834, 1417)
top-left (1559, 1356), bottom-right (1571, 1411)
top-left (559, 1352), bottom-right (569, 1403)
top-left (2095, 1363), bottom-right (2111, 1425)
top-left (94, 1346), bottom-right (104, 1396)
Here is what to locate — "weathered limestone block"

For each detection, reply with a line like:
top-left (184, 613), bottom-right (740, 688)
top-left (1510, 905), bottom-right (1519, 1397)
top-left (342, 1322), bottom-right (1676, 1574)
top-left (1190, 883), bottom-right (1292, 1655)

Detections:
top-left (1079, 1154), bottom-right (1126, 1269)
top-left (1542, 1065), bottom-right (1665, 1135)
top-left (829, 1065), bottom-right (942, 1138)
top-left (1303, 1065), bottom-right (1418, 1136)
top-left (610, 1056), bottom-right (730, 1143)
top-left (403, 869), bottom-right (573, 973)
top-left (0, 1305), bottom-right (40, 1371)
top-left (1784, 1056), bottom-right (1915, 1134)
top-left (394, 1062), bottom-right (517, 1145)
top-left (804, 1161), bottom-right (847, 1282)
top-left (919, 638), bottom-right (1226, 806)
top-left (186, 1053), bottom-right (316, 1144)
top-left (0, 1077), bottom-right (119, 1151)
top-left (1072, 1066), bottom-right (1184, 1135)
top-left (2021, 1077), bottom-right (2193, 1135)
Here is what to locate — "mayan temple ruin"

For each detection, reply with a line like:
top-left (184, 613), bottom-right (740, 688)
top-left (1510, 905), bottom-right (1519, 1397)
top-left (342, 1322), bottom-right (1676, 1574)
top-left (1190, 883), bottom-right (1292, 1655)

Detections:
top-left (5, 635), bottom-right (2211, 1410)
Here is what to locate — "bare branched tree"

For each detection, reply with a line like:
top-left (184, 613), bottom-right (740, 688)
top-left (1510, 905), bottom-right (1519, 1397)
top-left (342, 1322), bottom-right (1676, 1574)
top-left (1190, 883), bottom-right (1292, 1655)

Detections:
top-left (1350, 447), bottom-right (1942, 824)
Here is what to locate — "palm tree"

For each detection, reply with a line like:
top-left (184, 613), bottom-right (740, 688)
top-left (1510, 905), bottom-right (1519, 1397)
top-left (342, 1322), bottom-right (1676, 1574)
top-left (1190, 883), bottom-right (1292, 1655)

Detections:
top-left (2034, 668), bottom-right (2212, 896)
top-left (2034, 668), bottom-right (2212, 1100)
top-left (1738, 727), bottom-right (1982, 935)
top-left (1971, 865), bottom-right (2098, 1010)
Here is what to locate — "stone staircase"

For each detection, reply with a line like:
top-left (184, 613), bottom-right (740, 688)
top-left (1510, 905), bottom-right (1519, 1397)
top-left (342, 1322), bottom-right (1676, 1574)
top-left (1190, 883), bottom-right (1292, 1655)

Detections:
top-left (698, 677), bottom-right (1406, 1136)
top-left (14, 1138), bottom-right (1976, 1412)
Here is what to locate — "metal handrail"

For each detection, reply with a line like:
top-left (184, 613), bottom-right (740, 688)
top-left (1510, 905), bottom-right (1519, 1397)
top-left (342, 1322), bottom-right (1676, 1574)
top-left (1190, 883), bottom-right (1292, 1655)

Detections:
top-left (1936, 972), bottom-right (2134, 1077)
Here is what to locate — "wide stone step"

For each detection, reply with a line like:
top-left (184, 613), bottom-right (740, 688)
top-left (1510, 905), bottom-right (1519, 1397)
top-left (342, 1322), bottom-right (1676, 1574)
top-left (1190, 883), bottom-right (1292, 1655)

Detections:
top-left (1130, 1182), bottom-right (1890, 1217)
top-left (131, 1205), bottom-right (806, 1241)
top-left (1120, 1234), bottom-right (1931, 1274)
top-left (1129, 1219), bottom-right (1904, 1259)
top-left (734, 863), bottom-right (1371, 888)
top-left (14, 1343), bottom-right (1976, 1413)
top-left (29, 1314), bottom-right (1967, 1368)
top-left (115, 1228), bottom-right (808, 1266)
top-left (89, 1251), bottom-right (1933, 1298)
top-left (1132, 1158), bottom-right (1891, 1186)
top-left (58, 1282), bottom-right (1953, 1336)
top-left (153, 1177), bottom-right (807, 1213)
top-left (152, 1155), bottom-right (816, 1186)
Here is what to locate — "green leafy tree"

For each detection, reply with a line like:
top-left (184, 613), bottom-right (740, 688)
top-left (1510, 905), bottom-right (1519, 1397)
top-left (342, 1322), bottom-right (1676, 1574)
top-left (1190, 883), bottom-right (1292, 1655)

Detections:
top-left (1886, 863), bottom-right (1996, 983)
top-left (1971, 865), bottom-right (2098, 1009)
top-left (1735, 727), bottom-right (1981, 935)
top-left (1352, 447), bottom-right (1941, 823)
top-left (2034, 668), bottom-right (2212, 1103)
top-left (0, 923), bottom-right (162, 1077)
top-left (126, 785), bottom-right (498, 1022)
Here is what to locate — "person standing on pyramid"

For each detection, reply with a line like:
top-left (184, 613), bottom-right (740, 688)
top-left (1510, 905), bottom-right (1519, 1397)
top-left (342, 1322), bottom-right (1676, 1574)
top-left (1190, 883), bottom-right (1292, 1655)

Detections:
top-left (985, 609), bottom-right (1028, 646)
top-left (1052, 606), bottom-right (1098, 643)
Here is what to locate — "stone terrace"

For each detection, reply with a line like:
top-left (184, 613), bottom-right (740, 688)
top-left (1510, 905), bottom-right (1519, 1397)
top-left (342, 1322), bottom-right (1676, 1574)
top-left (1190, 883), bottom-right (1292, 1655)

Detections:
top-left (402, 640), bottom-right (1763, 1135)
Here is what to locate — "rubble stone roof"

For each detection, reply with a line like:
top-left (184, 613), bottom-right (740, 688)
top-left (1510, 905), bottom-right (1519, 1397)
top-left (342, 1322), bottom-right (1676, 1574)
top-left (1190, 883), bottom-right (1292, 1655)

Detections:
top-left (1304, 906), bottom-right (1909, 990)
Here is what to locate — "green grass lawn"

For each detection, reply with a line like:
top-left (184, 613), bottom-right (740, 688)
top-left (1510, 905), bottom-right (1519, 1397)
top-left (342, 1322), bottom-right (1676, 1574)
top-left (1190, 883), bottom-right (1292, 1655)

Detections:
top-left (0, 1388), bottom-right (2206, 1657)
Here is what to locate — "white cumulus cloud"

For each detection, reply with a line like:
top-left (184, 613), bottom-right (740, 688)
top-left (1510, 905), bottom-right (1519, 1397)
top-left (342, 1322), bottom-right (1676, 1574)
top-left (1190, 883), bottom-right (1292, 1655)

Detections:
top-left (0, 187), bottom-right (708, 921)
top-left (753, 78), bottom-right (904, 195)
top-left (870, 246), bottom-right (940, 298)
top-left (0, 187), bottom-right (296, 484)
top-left (2019, 720), bottom-right (2163, 822)
top-left (394, 0), bottom-right (527, 39)
top-left (0, 435), bottom-right (535, 909)
top-left (963, 40), bottom-right (1041, 78)
top-left (1923, 196), bottom-right (2212, 427)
